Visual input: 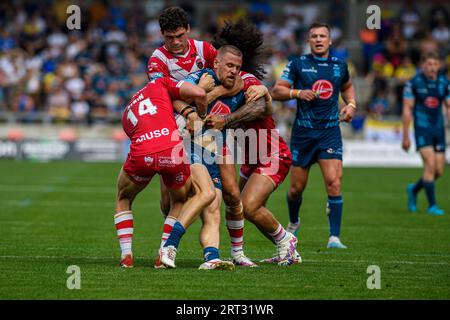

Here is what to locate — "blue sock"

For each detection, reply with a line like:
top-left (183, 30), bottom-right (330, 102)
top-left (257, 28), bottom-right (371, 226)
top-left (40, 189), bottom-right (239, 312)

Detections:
top-left (327, 195), bottom-right (343, 237)
top-left (203, 247), bottom-right (220, 262)
top-left (422, 181), bottom-right (436, 207)
top-left (412, 178), bottom-right (424, 194)
top-left (164, 221), bottom-right (185, 249)
top-left (287, 192), bottom-right (302, 224)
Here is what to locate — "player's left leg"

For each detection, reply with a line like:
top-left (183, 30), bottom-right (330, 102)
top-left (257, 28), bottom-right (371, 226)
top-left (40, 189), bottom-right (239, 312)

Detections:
top-left (198, 188), bottom-right (235, 270)
top-left (241, 173), bottom-right (298, 266)
top-left (114, 168), bottom-right (148, 268)
top-left (418, 147), bottom-right (444, 215)
top-left (160, 164), bottom-right (216, 268)
top-left (218, 154), bottom-right (256, 267)
top-left (318, 158), bottom-right (347, 249)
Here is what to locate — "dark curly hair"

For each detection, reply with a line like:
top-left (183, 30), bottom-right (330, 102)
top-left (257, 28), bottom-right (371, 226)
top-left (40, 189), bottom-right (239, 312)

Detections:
top-left (213, 19), bottom-right (267, 80)
top-left (159, 7), bottom-right (189, 33)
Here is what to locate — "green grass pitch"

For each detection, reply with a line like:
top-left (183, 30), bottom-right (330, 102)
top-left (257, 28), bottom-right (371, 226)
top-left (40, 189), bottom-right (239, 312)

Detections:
top-left (0, 160), bottom-right (449, 299)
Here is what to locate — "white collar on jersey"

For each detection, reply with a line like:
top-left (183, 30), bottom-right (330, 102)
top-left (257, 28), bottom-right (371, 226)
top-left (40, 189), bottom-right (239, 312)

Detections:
top-left (163, 40), bottom-right (192, 59)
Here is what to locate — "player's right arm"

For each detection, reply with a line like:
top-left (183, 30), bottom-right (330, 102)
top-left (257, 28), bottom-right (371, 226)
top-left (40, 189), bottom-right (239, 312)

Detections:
top-left (445, 80), bottom-right (450, 124)
top-left (402, 81), bottom-right (415, 152)
top-left (163, 78), bottom-right (205, 135)
top-left (147, 55), bottom-right (170, 81)
top-left (271, 60), bottom-right (316, 101)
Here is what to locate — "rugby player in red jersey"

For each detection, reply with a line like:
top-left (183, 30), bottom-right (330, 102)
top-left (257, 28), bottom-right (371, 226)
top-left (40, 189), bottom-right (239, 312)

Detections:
top-left (205, 20), bottom-right (300, 266)
top-left (149, 7), bottom-right (255, 268)
top-left (113, 77), bottom-right (215, 268)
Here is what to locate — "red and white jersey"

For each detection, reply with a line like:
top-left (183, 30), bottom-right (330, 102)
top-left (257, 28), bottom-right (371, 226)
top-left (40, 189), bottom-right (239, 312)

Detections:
top-left (147, 39), bottom-right (217, 81)
top-left (122, 77), bottom-right (184, 156)
top-left (241, 73), bottom-right (290, 160)
top-left (244, 115), bottom-right (290, 161)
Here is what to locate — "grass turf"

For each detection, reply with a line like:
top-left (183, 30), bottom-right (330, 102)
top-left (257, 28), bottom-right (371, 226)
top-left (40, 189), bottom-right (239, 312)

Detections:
top-left (0, 160), bottom-right (449, 299)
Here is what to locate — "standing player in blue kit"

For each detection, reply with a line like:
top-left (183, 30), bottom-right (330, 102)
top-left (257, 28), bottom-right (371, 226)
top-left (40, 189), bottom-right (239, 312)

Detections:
top-left (402, 52), bottom-right (450, 215)
top-left (271, 23), bottom-right (357, 249)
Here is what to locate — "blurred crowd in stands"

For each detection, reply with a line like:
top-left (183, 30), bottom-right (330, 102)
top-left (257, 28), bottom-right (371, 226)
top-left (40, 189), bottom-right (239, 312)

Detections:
top-left (0, 0), bottom-right (449, 141)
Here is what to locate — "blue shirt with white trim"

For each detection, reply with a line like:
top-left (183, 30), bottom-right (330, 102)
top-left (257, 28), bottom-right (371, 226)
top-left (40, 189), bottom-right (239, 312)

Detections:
top-left (281, 54), bottom-right (350, 129)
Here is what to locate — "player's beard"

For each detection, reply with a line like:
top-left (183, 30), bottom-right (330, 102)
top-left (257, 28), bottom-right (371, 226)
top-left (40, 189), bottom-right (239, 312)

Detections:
top-left (223, 77), bottom-right (235, 89)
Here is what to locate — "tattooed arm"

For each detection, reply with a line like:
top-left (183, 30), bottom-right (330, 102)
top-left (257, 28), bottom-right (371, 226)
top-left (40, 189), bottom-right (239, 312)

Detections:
top-left (204, 97), bottom-right (266, 130)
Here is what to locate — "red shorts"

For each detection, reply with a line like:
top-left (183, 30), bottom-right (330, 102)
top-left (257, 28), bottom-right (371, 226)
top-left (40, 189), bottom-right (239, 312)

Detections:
top-left (240, 151), bottom-right (292, 188)
top-left (123, 145), bottom-right (190, 189)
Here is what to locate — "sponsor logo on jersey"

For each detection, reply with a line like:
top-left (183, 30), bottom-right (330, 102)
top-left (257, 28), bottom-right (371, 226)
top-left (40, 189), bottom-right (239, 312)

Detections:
top-left (158, 156), bottom-right (175, 167)
top-left (136, 128), bottom-right (170, 143)
top-left (144, 156), bottom-right (154, 166)
top-left (149, 72), bottom-right (163, 80)
top-left (424, 96), bottom-right (439, 109)
top-left (175, 172), bottom-right (185, 183)
top-left (312, 79), bottom-right (334, 99)
top-left (196, 60), bottom-right (204, 69)
top-left (301, 67), bottom-right (317, 73)
top-left (210, 101), bottom-right (231, 115)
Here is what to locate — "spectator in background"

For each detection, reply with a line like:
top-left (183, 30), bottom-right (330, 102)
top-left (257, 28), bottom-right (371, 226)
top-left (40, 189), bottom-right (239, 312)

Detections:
top-left (360, 27), bottom-right (381, 74)
top-left (393, 56), bottom-right (416, 115)
top-left (371, 53), bottom-right (394, 79)
top-left (368, 78), bottom-right (389, 118)
top-left (420, 32), bottom-right (440, 56)
top-left (249, 0), bottom-right (272, 26)
top-left (13, 93), bottom-right (37, 122)
top-left (399, 0), bottom-right (421, 40)
top-left (47, 81), bottom-right (71, 123)
top-left (431, 16), bottom-right (450, 48)
top-left (385, 23), bottom-right (408, 69)
top-left (429, 5), bottom-right (449, 31)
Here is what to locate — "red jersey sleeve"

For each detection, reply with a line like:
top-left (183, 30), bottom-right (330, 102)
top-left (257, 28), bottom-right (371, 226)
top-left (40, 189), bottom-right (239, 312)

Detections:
top-left (159, 77), bottom-right (183, 101)
top-left (147, 55), bottom-right (170, 80)
top-left (241, 72), bottom-right (262, 91)
top-left (203, 41), bottom-right (218, 68)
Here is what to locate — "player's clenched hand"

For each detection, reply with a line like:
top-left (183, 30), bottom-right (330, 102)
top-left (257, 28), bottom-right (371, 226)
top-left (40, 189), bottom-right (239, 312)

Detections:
top-left (339, 104), bottom-right (356, 123)
top-left (298, 90), bottom-right (316, 101)
top-left (204, 114), bottom-right (226, 131)
top-left (186, 112), bottom-right (203, 135)
top-left (402, 136), bottom-right (411, 152)
top-left (198, 73), bottom-right (215, 93)
top-left (245, 85), bottom-right (270, 102)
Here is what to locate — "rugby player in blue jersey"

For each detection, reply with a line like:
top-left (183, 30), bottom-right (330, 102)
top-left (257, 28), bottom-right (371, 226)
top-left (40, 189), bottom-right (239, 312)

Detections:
top-left (271, 23), bottom-right (357, 249)
top-left (402, 52), bottom-right (450, 215)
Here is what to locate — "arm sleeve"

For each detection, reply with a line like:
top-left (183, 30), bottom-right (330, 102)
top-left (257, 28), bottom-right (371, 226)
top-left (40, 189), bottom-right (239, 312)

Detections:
top-left (147, 56), bottom-right (170, 81)
top-left (341, 62), bottom-right (350, 85)
top-left (185, 69), bottom-right (208, 85)
top-left (203, 42), bottom-right (218, 68)
top-left (446, 78), bottom-right (450, 100)
top-left (280, 60), bottom-right (296, 85)
top-left (242, 72), bottom-right (262, 91)
top-left (403, 80), bottom-right (415, 100)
